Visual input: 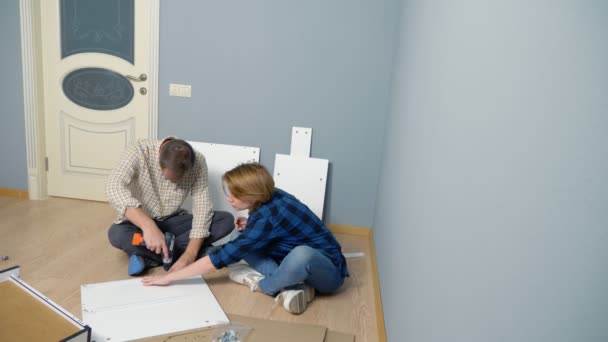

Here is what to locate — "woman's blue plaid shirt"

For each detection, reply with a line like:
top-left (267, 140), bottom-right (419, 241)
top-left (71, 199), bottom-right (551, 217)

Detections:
top-left (209, 188), bottom-right (349, 278)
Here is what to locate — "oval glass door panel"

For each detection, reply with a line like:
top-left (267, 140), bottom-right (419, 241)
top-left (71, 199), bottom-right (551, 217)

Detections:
top-left (63, 68), bottom-right (134, 110)
top-left (61, 0), bottom-right (135, 63)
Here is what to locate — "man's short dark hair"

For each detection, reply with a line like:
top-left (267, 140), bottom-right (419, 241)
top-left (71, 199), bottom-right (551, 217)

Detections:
top-left (159, 139), bottom-right (195, 181)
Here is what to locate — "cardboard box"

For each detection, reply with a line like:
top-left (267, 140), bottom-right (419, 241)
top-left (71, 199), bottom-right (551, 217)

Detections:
top-left (0, 266), bottom-right (91, 342)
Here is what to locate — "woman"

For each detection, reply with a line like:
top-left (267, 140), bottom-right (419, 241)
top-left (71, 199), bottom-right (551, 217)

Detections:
top-left (143, 163), bottom-right (349, 314)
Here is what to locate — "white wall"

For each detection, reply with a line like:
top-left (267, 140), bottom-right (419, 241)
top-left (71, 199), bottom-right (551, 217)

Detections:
top-left (374, 1), bottom-right (608, 341)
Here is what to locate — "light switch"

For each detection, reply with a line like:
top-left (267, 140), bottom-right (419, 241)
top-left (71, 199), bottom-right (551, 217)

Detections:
top-left (169, 83), bottom-right (192, 98)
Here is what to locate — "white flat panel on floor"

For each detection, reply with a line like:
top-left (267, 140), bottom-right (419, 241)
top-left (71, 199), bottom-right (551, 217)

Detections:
top-left (81, 276), bottom-right (228, 342)
top-left (290, 127), bottom-right (312, 157)
top-left (273, 154), bottom-right (328, 220)
top-left (0, 266), bottom-right (20, 281)
top-left (186, 141), bottom-right (260, 217)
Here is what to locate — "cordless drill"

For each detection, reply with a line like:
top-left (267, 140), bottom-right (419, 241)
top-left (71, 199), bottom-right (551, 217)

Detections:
top-left (132, 231), bottom-right (175, 271)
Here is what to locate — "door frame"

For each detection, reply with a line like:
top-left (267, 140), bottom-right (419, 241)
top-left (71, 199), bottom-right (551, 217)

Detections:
top-left (19, 0), bottom-right (160, 200)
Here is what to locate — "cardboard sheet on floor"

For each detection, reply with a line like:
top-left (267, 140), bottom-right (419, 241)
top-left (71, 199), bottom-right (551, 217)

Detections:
top-left (0, 266), bottom-right (90, 342)
top-left (136, 313), bottom-right (354, 342)
top-left (81, 276), bottom-right (228, 342)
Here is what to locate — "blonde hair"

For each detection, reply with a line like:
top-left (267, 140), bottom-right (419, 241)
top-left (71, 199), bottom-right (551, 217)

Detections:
top-left (222, 163), bottom-right (274, 211)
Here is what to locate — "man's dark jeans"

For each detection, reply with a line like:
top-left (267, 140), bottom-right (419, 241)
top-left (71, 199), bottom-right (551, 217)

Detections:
top-left (108, 211), bottom-right (234, 264)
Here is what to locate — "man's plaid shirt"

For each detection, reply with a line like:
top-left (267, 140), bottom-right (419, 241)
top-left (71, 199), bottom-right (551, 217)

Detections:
top-left (209, 188), bottom-right (349, 278)
top-left (105, 138), bottom-right (213, 239)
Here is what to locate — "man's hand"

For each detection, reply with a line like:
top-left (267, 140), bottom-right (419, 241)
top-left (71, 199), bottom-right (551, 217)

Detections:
top-left (142, 275), bottom-right (172, 286)
top-left (169, 252), bottom-right (196, 272)
top-left (169, 238), bottom-right (203, 272)
top-left (234, 216), bottom-right (248, 231)
top-left (142, 224), bottom-right (169, 260)
top-left (125, 207), bottom-right (169, 260)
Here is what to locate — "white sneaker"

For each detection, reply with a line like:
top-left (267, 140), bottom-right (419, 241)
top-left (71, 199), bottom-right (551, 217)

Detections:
top-left (228, 264), bottom-right (264, 292)
top-left (276, 286), bottom-right (315, 314)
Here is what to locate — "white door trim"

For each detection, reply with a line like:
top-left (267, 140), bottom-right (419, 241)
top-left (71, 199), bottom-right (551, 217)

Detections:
top-left (20, 0), bottom-right (160, 200)
top-left (19, 0), bottom-right (46, 200)
top-left (148, 0), bottom-right (160, 140)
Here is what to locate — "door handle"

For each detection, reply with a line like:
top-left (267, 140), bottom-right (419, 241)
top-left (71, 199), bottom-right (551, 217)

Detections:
top-left (125, 73), bottom-right (147, 82)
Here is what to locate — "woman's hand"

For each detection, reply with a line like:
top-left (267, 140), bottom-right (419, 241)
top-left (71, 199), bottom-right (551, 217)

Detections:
top-left (144, 256), bottom-right (216, 286)
top-left (142, 275), bottom-right (172, 286)
top-left (234, 216), bottom-right (248, 231)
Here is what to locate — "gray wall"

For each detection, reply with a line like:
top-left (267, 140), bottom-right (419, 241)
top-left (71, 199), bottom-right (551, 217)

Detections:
top-left (374, 1), bottom-right (608, 341)
top-left (158, 0), bottom-right (400, 226)
top-left (0, 1), bottom-right (400, 227)
top-left (0, 0), bottom-right (27, 190)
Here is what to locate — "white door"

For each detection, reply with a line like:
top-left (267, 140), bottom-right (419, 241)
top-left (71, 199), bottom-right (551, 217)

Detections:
top-left (41, 0), bottom-right (155, 201)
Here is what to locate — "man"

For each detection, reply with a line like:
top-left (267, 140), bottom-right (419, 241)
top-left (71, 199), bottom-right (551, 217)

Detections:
top-left (105, 137), bottom-right (234, 276)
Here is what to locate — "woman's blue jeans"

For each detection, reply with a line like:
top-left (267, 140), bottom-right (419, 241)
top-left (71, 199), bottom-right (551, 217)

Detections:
top-left (244, 245), bottom-right (344, 296)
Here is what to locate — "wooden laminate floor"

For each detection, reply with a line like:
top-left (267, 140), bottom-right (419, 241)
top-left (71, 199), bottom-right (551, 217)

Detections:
top-left (0, 196), bottom-right (378, 342)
